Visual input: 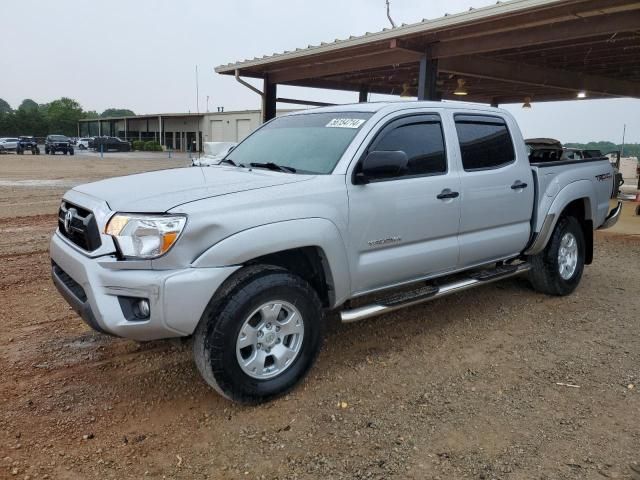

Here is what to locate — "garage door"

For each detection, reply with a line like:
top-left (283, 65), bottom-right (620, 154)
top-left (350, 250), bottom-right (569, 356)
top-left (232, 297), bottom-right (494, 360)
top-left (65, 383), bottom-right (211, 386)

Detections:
top-left (236, 119), bottom-right (251, 141)
top-left (210, 120), bottom-right (224, 141)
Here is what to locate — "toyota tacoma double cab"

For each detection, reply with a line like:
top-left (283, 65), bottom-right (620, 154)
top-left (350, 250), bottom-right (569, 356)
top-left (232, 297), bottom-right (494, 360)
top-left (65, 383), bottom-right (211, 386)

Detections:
top-left (50, 102), bottom-right (621, 404)
top-left (45, 135), bottom-right (74, 155)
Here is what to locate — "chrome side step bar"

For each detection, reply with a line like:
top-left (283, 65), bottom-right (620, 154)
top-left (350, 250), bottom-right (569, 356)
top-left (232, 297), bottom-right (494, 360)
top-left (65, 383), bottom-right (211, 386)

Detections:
top-left (340, 263), bottom-right (531, 323)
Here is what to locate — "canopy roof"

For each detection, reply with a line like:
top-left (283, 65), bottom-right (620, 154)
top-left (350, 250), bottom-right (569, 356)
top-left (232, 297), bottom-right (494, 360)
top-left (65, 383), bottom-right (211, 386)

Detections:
top-left (216, 0), bottom-right (640, 104)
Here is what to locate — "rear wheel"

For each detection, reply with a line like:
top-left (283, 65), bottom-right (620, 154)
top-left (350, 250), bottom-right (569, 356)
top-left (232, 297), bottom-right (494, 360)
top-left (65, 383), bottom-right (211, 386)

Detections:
top-left (193, 265), bottom-right (324, 404)
top-left (528, 216), bottom-right (585, 296)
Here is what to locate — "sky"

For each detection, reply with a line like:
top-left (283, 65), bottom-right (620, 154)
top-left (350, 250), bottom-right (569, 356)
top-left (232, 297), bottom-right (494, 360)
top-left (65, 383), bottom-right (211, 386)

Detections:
top-left (1, 0), bottom-right (638, 144)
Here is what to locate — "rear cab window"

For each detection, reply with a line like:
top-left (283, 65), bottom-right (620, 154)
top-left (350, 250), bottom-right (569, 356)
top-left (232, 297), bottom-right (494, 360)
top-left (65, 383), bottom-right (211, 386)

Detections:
top-left (454, 115), bottom-right (515, 171)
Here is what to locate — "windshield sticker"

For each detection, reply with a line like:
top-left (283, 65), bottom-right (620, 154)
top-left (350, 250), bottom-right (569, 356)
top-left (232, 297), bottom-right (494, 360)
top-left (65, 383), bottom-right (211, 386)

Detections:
top-left (326, 118), bottom-right (366, 129)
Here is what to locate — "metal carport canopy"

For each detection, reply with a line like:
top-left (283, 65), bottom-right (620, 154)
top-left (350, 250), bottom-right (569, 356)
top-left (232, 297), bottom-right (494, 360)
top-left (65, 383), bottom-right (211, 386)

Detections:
top-left (216, 0), bottom-right (640, 120)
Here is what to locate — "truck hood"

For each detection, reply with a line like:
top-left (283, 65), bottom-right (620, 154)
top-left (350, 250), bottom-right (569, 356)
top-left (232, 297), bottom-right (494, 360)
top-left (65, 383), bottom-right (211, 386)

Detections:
top-left (72, 166), bottom-right (312, 212)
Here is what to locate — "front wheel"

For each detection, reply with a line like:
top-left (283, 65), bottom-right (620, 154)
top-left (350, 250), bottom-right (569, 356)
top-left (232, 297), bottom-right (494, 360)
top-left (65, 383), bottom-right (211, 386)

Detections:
top-left (193, 265), bottom-right (324, 404)
top-left (528, 216), bottom-right (585, 296)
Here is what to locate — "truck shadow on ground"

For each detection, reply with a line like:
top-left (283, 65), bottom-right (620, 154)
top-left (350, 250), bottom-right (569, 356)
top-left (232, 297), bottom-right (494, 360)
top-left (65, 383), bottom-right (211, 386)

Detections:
top-left (51, 274), bottom-right (536, 410)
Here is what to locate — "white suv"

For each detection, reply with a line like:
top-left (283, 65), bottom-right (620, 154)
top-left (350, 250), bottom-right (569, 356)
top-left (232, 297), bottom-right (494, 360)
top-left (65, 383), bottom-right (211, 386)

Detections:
top-left (0, 137), bottom-right (20, 152)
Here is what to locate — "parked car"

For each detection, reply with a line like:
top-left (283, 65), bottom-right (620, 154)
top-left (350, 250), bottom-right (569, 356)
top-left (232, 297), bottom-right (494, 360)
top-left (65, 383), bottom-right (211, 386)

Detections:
top-left (0, 137), bottom-right (20, 153)
top-left (50, 102), bottom-right (621, 404)
top-left (76, 137), bottom-right (93, 150)
top-left (45, 135), bottom-right (74, 155)
top-left (91, 136), bottom-right (131, 152)
top-left (192, 142), bottom-right (237, 166)
top-left (16, 136), bottom-right (40, 155)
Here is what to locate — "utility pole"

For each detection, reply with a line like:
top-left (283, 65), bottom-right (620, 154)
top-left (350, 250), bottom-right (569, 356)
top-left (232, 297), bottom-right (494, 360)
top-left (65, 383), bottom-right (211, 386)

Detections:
top-left (195, 65), bottom-right (200, 115)
top-left (206, 95), bottom-right (209, 113)
top-left (621, 124), bottom-right (626, 157)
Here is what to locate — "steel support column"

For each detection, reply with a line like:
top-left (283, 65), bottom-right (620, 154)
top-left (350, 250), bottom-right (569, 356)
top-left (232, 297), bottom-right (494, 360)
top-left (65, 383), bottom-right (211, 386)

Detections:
top-left (262, 78), bottom-right (277, 123)
top-left (359, 85), bottom-right (370, 103)
top-left (417, 47), bottom-right (439, 101)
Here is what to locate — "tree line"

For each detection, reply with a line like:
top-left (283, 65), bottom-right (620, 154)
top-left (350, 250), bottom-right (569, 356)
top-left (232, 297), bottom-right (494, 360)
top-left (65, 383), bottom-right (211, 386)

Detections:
top-left (564, 141), bottom-right (640, 159)
top-left (0, 98), bottom-right (134, 137)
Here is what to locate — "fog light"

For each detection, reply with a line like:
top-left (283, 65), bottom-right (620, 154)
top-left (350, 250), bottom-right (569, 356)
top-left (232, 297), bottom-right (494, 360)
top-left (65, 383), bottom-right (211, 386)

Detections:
top-left (135, 299), bottom-right (150, 319)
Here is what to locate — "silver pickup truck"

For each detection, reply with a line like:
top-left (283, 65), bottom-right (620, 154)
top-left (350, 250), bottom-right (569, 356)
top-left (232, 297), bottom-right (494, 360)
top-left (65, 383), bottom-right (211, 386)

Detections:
top-left (50, 102), bottom-right (621, 403)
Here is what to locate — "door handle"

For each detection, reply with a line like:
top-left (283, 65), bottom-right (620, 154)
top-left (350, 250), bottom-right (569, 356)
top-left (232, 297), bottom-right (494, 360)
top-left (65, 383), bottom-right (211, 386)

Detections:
top-left (437, 190), bottom-right (460, 200)
top-left (511, 181), bottom-right (528, 190)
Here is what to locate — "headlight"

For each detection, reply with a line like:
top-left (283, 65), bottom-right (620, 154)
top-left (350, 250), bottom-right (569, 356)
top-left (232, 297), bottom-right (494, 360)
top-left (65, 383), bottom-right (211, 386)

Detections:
top-left (105, 214), bottom-right (187, 259)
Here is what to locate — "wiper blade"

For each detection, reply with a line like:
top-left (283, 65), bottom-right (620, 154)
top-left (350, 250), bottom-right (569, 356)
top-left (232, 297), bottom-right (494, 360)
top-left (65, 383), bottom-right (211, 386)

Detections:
top-left (220, 158), bottom-right (246, 168)
top-left (249, 162), bottom-right (296, 173)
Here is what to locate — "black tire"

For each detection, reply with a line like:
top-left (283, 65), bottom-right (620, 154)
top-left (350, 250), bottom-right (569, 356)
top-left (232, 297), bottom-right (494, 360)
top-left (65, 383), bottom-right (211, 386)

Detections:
top-left (78, 144), bottom-right (86, 150)
top-left (193, 265), bottom-right (325, 404)
top-left (50, 149), bottom-right (55, 155)
top-left (528, 216), bottom-right (585, 296)
top-left (69, 148), bottom-right (74, 156)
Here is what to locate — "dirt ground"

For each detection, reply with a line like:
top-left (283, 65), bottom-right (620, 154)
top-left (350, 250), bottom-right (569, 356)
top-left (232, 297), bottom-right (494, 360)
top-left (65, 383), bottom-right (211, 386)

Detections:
top-left (1, 154), bottom-right (639, 480)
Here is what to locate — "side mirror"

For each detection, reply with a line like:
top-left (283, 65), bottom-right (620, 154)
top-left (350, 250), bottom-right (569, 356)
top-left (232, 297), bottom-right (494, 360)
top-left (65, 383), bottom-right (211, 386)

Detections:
top-left (355, 150), bottom-right (408, 184)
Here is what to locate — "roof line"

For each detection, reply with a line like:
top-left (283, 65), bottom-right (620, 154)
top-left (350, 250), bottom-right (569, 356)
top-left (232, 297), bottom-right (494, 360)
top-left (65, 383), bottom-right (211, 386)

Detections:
top-left (215, 0), bottom-right (567, 73)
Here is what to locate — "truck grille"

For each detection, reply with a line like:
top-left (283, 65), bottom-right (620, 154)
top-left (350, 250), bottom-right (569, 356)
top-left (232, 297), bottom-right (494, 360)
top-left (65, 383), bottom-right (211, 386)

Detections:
top-left (58, 201), bottom-right (102, 251)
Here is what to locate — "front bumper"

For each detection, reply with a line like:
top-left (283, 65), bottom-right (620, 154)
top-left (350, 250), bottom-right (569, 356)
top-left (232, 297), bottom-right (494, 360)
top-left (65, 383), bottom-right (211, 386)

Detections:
top-left (598, 201), bottom-right (622, 230)
top-left (50, 232), bottom-right (239, 341)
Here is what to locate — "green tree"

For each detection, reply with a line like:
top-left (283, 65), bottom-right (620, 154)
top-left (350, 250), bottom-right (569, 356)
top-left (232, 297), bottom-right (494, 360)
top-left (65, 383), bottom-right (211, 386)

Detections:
top-left (101, 108), bottom-right (135, 118)
top-left (82, 110), bottom-right (100, 119)
top-left (0, 98), bottom-right (12, 114)
top-left (46, 97), bottom-right (83, 136)
top-left (18, 98), bottom-right (39, 112)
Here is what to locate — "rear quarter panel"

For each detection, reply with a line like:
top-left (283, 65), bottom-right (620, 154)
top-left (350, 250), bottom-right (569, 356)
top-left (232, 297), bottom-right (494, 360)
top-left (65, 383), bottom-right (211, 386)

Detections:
top-left (532, 159), bottom-right (613, 232)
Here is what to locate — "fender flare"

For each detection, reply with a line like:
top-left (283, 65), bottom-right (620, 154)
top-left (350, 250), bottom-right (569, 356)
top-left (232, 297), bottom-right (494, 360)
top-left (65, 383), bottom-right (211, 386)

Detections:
top-left (525, 180), bottom-right (594, 256)
top-left (192, 218), bottom-right (351, 307)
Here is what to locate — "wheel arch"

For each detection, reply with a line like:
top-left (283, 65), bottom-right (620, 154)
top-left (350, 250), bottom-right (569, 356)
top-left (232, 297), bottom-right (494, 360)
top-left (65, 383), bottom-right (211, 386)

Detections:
top-left (527, 191), bottom-right (594, 264)
top-left (192, 218), bottom-right (351, 308)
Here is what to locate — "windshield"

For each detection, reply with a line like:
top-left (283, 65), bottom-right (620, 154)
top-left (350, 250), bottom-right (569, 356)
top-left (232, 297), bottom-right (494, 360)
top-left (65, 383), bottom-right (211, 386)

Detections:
top-left (226, 112), bottom-right (372, 174)
top-left (50, 135), bottom-right (68, 141)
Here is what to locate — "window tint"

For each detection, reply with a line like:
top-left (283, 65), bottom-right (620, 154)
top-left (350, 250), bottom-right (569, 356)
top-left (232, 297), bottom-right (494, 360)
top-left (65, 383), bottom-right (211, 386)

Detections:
top-left (455, 117), bottom-right (515, 171)
top-left (372, 120), bottom-right (447, 178)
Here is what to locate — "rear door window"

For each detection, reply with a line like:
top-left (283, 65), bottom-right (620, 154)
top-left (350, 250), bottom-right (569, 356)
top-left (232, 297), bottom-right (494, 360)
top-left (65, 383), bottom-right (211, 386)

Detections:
top-left (454, 115), bottom-right (515, 171)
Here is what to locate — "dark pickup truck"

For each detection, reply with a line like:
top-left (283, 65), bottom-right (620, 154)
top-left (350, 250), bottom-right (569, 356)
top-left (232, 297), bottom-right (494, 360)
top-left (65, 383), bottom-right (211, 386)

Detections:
top-left (16, 136), bottom-right (40, 155)
top-left (90, 136), bottom-right (131, 152)
top-left (45, 135), bottom-right (74, 155)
